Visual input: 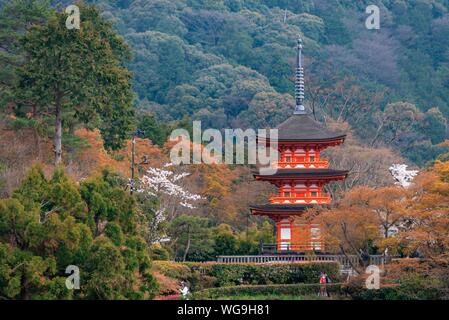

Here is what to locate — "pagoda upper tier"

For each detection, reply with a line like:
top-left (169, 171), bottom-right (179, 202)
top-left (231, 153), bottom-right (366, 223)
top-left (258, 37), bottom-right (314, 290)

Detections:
top-left (260, 113), bottom-right (346, 169)
top-left (276, 113), bottom-right (346, 143)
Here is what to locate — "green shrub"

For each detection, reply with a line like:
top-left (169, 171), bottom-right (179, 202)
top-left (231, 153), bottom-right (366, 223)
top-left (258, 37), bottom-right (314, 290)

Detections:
top-left (151, 245), bottom-right (171, 261)
top-left (345, 276), bottom-right (446, 300)
top-left (153, 261), bottom-right (341, 293)
top-left (152, 261), bottom-right (218, 293)
top-left (195, 277), bottom-right (447, 300)
top-left (185, 272), bottom-right (217, 293)
top-left (202, 262), bottom-right (340, 287)
top-left (193, 283), bottom-right (345, 300)
top-left (105, 222), bottom-right (124, 246)
top-left (152, 260), bottom-right (192, 279)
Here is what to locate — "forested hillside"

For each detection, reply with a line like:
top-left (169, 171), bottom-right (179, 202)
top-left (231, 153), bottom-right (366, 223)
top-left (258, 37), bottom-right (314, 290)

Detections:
top-left (89, 0), bottom-right (449, 165)
top-left (2, 0), bottom-right (449, 164)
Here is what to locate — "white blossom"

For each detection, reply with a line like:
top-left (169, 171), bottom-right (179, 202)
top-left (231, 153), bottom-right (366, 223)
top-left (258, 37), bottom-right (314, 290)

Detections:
top-left (389, 164), bottom-right (418, 188)
top-left (137, 163), bottom-right (203, 244)
top-left (139, 166), bottom-right (202, 207)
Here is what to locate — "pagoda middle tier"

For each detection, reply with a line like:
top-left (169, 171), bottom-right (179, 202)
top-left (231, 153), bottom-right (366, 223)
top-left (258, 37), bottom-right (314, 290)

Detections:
top-left (253, 169), bottom-right (348, 205)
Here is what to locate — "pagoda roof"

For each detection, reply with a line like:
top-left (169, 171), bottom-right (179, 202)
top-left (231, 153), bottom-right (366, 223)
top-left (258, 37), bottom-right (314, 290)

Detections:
top-left (249, 204), bottom-right (311, 216)
top-left (275, 114), bottom-right (346, 142)
top-left (253, 168), bottom-right (349, 181)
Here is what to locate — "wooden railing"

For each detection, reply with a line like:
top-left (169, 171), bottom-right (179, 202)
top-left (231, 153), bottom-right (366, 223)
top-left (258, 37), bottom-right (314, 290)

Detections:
top-left (276, 160), bottom-right (329, 169)
top-left (216, 254), bottom-right (391, 267)
top-left (269, 195), bottom-right (331, 204)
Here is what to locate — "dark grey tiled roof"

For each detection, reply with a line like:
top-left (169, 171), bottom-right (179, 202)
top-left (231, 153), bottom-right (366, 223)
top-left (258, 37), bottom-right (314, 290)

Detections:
top-left (249, 204), bottom-right (311, 212)
top-left (254, 169), bottom-right (349, 178)
top-left (276, 114), bottom-right (346, 141)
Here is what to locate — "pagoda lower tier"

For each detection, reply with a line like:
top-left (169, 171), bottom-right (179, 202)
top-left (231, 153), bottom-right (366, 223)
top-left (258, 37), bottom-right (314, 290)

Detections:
top-left (249, 204), bottom-right (324, 252)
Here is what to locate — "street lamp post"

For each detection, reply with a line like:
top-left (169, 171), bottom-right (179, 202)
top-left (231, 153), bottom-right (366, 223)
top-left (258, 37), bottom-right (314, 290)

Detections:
top-left (131, 129), bottom-right (145, 194)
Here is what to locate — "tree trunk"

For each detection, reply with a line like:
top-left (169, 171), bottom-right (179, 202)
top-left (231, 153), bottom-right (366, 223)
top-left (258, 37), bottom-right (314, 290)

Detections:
top-left (54, 92), bottom-right (62, 165)
top-left (182, 225), bottom-right (191, 262)
top-left (339, 244), bottom-right (363, 275)
top-left (20, 275), bottom-right (30, 300)
top-left (370, 121), bottom-right (384, 147)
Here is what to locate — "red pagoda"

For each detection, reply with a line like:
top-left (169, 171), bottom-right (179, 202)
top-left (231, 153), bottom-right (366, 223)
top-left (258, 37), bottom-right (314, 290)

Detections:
top-left (250, 37), bottom-right (348, 253)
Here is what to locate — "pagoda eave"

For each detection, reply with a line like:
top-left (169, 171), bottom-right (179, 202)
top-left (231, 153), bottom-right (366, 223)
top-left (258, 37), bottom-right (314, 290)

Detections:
top-left (249, 204), bottom-right (312, 218)
top-left (258, 136), bottom-right (346, 148)
top-left (253, 169), bottom-right (349, 182)
top-left (279, 135), bottom-right (346, 142)
top-left (259, 136), bottom-right (346, 143)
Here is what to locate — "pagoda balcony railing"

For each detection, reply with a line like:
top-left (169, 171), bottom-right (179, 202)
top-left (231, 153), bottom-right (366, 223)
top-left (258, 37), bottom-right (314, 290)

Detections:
top-left (275, 160), bottom-right (329, 169)
top-left (261, 243), bottom-right (325, 254)
top-left (269, 195), bottom-right (331, 205)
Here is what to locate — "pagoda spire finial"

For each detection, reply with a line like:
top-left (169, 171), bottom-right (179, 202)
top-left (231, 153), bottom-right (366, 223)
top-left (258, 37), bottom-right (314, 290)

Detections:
top-left (294, 36), bottom-right (307, 115)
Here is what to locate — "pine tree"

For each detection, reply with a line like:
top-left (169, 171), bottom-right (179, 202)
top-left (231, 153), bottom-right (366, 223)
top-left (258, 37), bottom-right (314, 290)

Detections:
top-left (16, 3), bottom-right (134, 164)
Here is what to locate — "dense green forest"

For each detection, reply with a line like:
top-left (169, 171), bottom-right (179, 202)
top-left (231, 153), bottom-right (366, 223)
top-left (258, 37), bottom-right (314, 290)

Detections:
top-left (2, 0), bottom-right (449, 164)
top-left (90, 0), bottom-right (449, 165)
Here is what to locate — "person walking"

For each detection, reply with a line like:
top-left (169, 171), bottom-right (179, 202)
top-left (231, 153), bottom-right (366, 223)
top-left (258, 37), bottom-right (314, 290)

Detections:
top-left (319, 272), bottom-right (327, 297)
top-left (325, 273), bottom-right (331, 297)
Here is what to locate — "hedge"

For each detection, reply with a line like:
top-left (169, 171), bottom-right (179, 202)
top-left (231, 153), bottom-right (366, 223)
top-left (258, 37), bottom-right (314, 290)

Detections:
top-left (193, 283), bottom-right (447, 300)
top-left (153, 261), bottom-right (446, 300)
top-left (345, 284), bottom-right (446, 300)
top-left (153, 260), bottom-right (341, 287)
top-left (192, 283), bottom-right (346, 300)
top-left (152, 261), bottom-right (215, 292)
top-left (204, 262), bottom-right (340, 286)
top-left (152, 260), bottom-right (192, 279)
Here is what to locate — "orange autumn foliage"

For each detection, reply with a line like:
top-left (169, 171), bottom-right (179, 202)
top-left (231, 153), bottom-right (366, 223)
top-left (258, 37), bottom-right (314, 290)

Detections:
top-left (400, 162), bottom-right (449, 262)
top-left (307, 160), bottom-right (449, 272)
top-left (72, 128), bottom-right (168, 179)
top-left (152, 271), bottom-right (180, 296)
top-left (0, 123), bottom-right (54, 196)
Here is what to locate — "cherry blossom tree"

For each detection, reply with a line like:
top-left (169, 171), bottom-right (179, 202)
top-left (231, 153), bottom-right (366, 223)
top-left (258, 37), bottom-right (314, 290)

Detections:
top-left (137, 163), bottom-right (202, 243)
top-left (389, 164), bottom-right (418, 188)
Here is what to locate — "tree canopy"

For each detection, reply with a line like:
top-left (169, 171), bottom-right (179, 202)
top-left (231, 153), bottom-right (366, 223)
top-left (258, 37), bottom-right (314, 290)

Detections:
top-left (0, 165), bottom-right (157, 299)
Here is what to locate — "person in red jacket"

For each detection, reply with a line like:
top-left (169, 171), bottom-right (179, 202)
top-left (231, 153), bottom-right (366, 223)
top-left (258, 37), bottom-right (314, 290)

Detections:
top-left (319, 272), bottom-right (327, 297)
